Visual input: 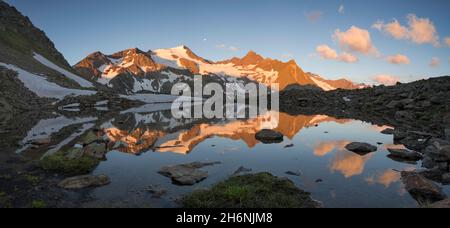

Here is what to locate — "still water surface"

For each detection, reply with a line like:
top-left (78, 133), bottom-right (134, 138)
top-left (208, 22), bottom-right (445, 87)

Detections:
top-left (14, 106), bottom-right (450, 208)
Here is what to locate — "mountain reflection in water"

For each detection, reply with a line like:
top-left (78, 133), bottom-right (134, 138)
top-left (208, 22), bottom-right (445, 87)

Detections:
top-left (99, 111), bottom-right (351, 155)
top-left (6, 105), bottom-right (436, 208)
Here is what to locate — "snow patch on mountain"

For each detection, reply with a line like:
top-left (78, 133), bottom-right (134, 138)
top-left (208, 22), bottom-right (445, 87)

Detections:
top-left (152, 47), bottom-right (284, 87)
top-left (33, 53), bottom-right (94, 88)
top-left (310, 76), bottom-right (336, 91)
top-left (0, 63), bottom-right (96, 99)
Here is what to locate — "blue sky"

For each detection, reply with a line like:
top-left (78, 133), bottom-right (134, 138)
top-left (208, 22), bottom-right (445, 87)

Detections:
top-left (5, 0), bottom-right (450, 84)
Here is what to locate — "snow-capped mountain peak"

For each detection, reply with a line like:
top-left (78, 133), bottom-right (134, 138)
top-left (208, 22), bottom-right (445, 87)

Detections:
top-left (74, 46), bottom-right (364, 93)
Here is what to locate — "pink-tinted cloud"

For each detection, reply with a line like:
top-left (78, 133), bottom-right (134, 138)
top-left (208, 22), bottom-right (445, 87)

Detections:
top-left (334, 26), bottom-right (379, 55)
top-left (386, 54), bottom-right (410, 65)
top-left (445, 37), bottom-right (450, 47)
top-left (372, 74), bottom-right (400, 86)
top-left (316, 45), bottom-right (338, 59)
top-left (373, 14), bottom-right (440, 46)
top-left (408, 14), bottom-right (440, 46)
top-left (338, 52), bottom-right (358, 63)
top-left (430, 57), bottom-right (440, 67)
top-left (373, 20), bottom-right (409, 39)
top-left (316, 45), bottom-right (358, 63)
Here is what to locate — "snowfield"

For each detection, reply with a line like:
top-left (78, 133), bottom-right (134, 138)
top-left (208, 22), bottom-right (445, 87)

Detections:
top-left (33, 53), bottom-right (94, 88)
top-left (17, 116), bottom-right (97, 154)
top-left (0, 62), bottom-right (96, 99)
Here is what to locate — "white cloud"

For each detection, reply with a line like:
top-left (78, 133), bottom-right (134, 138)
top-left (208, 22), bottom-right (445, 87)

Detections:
top-left (430, 57), bottom-right (440, 67)
top-left (316, 45), bottom-right (358, 63)
top-left (334, 26), bottom-right (379, 56)
top-left (216, 44), bottom-right (239, 52)
top-left (229, 46), bottom-right (239, 51)
top-left (373, 14), bottom-right (440, 46)
top-left (338, 5), bottom-right (345, 14)
top-left (216, 44), bottom-right (226, 49)
top-left (386, 54), bottom-right (410, 65)
top-left (373, 74), bottom-right (400, 86)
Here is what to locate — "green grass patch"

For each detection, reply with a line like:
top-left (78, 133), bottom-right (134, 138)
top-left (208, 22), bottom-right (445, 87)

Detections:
top-left (30, 200), bottom-right (46, 208)
top-left (182, 172), bottom-right (320, 208)
top-left (24, 174), bottom-right (42, 186)
top-left (0, 29), bottom-right (67, 69)
top-left (39, 151), bottom-right (100, 176)
top-left (0, 191), bottom-right (11, 208)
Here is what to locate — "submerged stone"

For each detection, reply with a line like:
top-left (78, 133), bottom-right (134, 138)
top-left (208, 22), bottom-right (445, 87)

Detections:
top-left (158, 162), bottom-right (221, 186)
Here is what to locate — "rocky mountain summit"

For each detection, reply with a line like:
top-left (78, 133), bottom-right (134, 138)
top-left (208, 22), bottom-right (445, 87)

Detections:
top-left (74, 45), bottom-right (365, 94)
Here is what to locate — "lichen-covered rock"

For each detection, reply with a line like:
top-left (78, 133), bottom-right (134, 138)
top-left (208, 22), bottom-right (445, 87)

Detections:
top-left (58, 175), bottom-right (110, 189)
top-left (158, 162), bottom-right (221, 185)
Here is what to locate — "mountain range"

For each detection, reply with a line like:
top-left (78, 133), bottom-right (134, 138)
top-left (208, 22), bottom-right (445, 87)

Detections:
top-left (1, 0), bottom-right (365, 111)
top-left (74, 46), bottom-right (366, 94)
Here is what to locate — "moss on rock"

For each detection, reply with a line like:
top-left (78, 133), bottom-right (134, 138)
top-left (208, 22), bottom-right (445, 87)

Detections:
top-left (30, 200), bottom-right (46, 208)
top-left (39, 151), bottom-right (100, 176)
top-left (182, 172), bottom-right (321, 208)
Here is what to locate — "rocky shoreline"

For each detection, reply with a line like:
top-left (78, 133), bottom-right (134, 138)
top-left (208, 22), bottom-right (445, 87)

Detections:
top-left (280, 76), bottom-right (450, 206)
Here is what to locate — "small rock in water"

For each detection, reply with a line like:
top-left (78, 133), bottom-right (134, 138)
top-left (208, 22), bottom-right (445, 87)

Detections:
top-left (58, 175), bottom-right (110, 189)
top-left (387, 148), bottom-right (422, 161)
top-left (284, 144), bottom-right (294, 148)
top-left (255, 129), bottom-right (283, 144)
top-left (285, 171), bottom-right (302, 176)
top-left (233, 166), bottom-right (252, 175)
top-left (377, 142), bottom-right (383, 145)
top-left (324, 131), bottom-right (329, 134)
top-left (315, 179), bottom-right (323, 183)
top-left (401, 172), bottom-right (446, 203)
top-left (345, 142), bottom-right (377, 155)
top-left (158, 162), bottom-right (221, 185)
top-left (147, 185), bottom-right (167, 198)
top-left (380, 128), bottom-right (395, 135)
